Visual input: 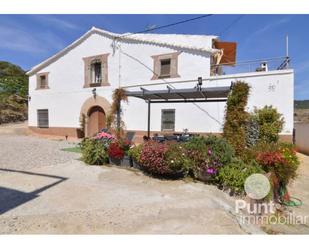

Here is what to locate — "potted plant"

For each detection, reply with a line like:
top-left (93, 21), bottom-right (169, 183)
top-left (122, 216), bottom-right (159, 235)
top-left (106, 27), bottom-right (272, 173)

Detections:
top-left (107, 139), bottom-right (132, 166)
top-left (128, 144), bottom-right (142, 169)
top-left (108, 141), bottom-right (124, 165)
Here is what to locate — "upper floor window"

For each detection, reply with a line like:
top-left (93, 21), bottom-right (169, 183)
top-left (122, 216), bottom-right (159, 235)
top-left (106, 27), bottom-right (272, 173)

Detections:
top-left (83, 54), bottom-right (110, 88)
top-left (151, 52), bottom-right (181, 80)
top-left (90, 60), bottom-right (102, 84)
top-left (36, 72), bottom-right (49, 90)
top-left (160, 59), bottom-right (171, 78)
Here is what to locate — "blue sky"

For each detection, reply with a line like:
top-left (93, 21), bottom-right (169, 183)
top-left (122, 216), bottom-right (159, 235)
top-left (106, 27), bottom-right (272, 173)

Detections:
top-left (0, 14), bottom-right (308, 99)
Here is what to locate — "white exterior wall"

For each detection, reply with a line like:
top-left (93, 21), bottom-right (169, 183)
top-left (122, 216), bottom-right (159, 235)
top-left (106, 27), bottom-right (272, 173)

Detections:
top-left (28, 32), bottom-right (211, 128)
top-left (122, 70), bottom-right (294, 135)
top-left (28, 32), bottom-right (294, 136)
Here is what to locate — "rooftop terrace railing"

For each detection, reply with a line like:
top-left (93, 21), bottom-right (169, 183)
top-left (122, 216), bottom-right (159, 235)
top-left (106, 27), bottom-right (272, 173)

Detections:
top-left (210, 56), bottom-right (290, 76)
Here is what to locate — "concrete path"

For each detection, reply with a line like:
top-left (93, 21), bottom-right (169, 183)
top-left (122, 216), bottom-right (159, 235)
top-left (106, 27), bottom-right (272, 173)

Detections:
top-left (0, 133), bottom-right (262, 234)
top-left (0, 161), bottom-right (253, 234)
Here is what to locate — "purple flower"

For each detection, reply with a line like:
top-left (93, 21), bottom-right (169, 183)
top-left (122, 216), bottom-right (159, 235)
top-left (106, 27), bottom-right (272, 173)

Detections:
top-left (207, 168), bottom-right (216, 174)
top-left (208, 148), bottom-right (212, 156)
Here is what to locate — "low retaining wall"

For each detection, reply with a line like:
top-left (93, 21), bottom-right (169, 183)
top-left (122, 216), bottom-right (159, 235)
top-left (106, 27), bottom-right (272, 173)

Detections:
top-left (27, 127), bottom-right (293, 144)
top-left (28, 126), bottom-right (83, 139)
top-left (294, 123), bottom-right (309, 155)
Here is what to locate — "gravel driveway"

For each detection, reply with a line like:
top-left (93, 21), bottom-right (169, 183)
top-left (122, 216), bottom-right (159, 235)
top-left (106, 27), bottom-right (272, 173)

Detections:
top-left (0, 135), bottom-right (79, 171)
top-left (0, 134), bottom-right (263, 234)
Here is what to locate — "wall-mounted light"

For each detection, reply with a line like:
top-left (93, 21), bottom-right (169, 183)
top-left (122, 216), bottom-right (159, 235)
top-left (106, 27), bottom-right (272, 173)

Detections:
top-left (92, 88), bottom-right (97, 98)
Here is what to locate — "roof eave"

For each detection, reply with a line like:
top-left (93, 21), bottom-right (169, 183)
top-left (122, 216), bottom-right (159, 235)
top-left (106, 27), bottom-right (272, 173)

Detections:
top-left (27, 27), bottom-right (218, 76)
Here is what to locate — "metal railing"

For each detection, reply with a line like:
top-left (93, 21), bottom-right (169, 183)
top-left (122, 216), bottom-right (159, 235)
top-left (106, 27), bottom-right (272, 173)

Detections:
top-left (210, 56), bottom-right (290, 76)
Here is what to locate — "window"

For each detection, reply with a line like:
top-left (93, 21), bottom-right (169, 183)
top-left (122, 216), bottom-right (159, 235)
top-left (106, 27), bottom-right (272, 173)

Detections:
top-left (151, 52), bottom-right (180, 80)
top-left (36, 73), bottom-right (49, 89)
top-left (161, 109), bottom-right (175, 131)
top-left (83, 54), bottom-right (110, 88)
top-left (37, 109), bottom-right (49, 128)
top-left (160, 59), bottom-right (171, 78)
top-left (90, 60), bottom-right (102, 85)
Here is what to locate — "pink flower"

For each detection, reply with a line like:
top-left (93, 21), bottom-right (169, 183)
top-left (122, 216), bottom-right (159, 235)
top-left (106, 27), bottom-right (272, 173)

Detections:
top-left (96, 132), bottom-right (114, 139)
top-left (208, 148), bottom-right (212, 156)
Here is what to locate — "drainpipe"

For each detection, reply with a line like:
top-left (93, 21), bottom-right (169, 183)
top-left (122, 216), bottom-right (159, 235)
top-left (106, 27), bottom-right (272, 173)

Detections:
top-left (147, 100), bottom-right (151, 138)
top-left (116, 102), bottom-right (121, 137)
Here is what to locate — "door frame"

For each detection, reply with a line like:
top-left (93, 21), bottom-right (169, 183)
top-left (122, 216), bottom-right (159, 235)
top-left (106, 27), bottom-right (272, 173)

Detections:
top-left (80, 96), bottom-right (111, 137)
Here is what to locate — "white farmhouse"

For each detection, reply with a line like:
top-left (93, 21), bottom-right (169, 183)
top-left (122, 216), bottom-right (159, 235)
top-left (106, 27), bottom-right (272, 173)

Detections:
top-left (27, 27), bottom-right (294, 142)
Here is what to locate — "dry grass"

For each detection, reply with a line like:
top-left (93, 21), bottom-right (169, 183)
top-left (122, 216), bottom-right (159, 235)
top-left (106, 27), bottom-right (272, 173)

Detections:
top-left (295, 109), bottom-right (309, 123)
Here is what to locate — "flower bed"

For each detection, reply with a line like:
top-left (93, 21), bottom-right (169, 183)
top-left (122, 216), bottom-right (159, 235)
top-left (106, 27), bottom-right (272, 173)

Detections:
top-left (80, 84), bottom-right (299, 203)
top-left (81, 130), bottom-right (299, 199)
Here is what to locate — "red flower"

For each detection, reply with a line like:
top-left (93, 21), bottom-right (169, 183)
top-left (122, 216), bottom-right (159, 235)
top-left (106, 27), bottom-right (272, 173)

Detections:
top-left (256, 151), bottom-right (286, 167)
top-left (108, 142), bottom-right (125, 159)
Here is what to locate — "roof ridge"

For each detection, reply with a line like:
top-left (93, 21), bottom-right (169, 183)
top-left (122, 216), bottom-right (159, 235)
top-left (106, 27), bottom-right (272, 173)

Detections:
top-left (92, 26), bottom-right (216, 37)
top-left (27, 27), bottom-right (218, 76)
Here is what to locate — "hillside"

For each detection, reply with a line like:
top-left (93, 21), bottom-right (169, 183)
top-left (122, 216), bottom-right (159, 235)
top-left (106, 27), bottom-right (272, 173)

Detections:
top-left (295, 100), bottom-right (309, 109)
top-left (295, 100), bottom-right (309, 123)
top-left (0, 61), bottom-right (28, 124)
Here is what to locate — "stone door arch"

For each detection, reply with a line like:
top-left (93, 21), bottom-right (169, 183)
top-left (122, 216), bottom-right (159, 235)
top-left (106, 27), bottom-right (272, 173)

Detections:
top-left (87, 106), bottom-right (105, 137)
top-left (80, 96), bottom-right (111, 137)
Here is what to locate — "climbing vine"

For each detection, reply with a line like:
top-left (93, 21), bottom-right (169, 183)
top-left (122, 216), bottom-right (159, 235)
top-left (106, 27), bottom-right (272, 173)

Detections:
top-left (106, 88), bottom-right (128, 139)
top-left (223, 81), bottom-right (250, 155)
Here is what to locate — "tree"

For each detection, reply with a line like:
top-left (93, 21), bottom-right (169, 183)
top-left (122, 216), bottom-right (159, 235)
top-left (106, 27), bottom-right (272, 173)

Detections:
top-left (0, 61), bottom-right (28, 124)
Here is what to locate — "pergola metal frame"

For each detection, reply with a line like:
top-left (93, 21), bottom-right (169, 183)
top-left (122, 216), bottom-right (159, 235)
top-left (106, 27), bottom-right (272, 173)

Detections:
top-left (124, 84), bottom-right (232, 138)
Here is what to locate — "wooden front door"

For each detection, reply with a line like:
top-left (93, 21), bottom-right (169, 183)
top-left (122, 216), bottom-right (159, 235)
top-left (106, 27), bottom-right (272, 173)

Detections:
top-left (87, 106), bottom-right (105, 137)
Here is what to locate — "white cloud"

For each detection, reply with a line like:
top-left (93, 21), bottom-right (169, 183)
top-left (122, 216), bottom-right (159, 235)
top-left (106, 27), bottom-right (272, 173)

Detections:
top-left (251, 17), bottom-right (290, 37)
top-left (243, 17), bottom-right (291, 45)
top-left (0, 23), bottom-right (66, 54)
top-left (0, 25), bottom-right (46, 53)
top-left (35, 15), bottom-right (80, 30)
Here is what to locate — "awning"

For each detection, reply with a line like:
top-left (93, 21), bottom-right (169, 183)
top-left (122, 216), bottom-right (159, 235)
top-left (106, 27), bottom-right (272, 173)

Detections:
top-left (213, 41), bottom-right (237, 65)
top-left (125, 86), bottom-right (231, 103)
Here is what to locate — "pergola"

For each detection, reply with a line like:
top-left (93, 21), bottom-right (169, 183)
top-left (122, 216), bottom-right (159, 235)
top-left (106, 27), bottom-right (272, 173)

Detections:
top-left (125, 84), bottom-right (232, 138)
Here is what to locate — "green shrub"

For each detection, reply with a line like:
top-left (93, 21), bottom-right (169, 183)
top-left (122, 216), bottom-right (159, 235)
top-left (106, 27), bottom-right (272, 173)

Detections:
top-left (184, 135), bottom-right (235, 181)
top-left (223, 81), bottom-right (250, 154)
top-left (128, 144), bottom-right (142, 163)
top-left (254, 106), bottom-right (284, 143)
top-left (245, 114), bottom-right (260, 148)
top-left (80, 138), bottom-right (109, 165)
top-left (203, 135), bottom-right (235, 165)
top-left (165, 143), bottom-right (191, 176)
top-left (217, 159), bottom-right (264, 194)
